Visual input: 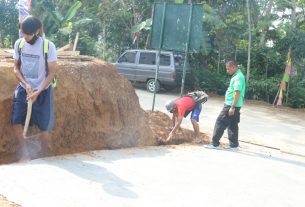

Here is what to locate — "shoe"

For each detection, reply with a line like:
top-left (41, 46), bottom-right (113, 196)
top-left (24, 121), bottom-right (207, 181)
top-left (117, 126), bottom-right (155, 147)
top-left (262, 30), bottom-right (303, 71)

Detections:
top-left (204, 143), bottom-right (219, 149)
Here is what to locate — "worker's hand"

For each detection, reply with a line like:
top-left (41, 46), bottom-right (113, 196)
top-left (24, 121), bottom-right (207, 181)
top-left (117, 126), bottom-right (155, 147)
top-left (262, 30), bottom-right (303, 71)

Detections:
top-left (27, 90), bottom-right (40, 103)
top-left (165, 131), bottom-right (174, 142)
top-left (228, 108), bottom-right (235, 116)
top-left (25, 83), bottom-right (34, 96)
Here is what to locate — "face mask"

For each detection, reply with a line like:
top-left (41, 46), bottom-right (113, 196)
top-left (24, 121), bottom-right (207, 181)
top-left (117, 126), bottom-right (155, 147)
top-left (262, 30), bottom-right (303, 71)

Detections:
top-left (26, 35), bottom-right (38, 45)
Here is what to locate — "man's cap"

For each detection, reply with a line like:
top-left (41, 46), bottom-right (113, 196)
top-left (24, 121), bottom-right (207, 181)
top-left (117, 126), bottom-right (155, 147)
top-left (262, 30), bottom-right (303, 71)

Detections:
top-left (165, 100), bottom-right (176, 113)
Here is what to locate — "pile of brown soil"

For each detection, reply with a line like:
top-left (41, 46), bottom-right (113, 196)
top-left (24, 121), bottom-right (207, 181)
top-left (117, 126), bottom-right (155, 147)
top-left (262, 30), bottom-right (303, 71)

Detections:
top-left (0, 57), bottom-right (156, 163)
top-left (0, 56), bottom-right (209, 164)
top-left (147, 110), bottom-right (209, 145)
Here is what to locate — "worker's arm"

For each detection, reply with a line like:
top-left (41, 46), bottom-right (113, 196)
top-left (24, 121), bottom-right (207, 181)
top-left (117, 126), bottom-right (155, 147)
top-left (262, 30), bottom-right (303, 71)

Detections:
top-left (228, 90), bottom-right (240, 116)
top-left (28, 61), bottom-right (57, 102)
top-left (13, 60), bottom-right (33, 95)
top-left (166, 116), bottom-right (183, 142)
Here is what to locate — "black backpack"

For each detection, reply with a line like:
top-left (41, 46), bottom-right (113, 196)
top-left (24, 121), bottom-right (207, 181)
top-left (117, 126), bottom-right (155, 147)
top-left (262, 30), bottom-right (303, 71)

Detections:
top-left (185, 90), bottom-right (208, 105)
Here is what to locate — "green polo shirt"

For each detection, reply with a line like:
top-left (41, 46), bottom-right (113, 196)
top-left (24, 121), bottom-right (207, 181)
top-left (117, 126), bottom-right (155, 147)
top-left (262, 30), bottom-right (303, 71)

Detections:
top-left (225, 69), bottom-right (246, 107)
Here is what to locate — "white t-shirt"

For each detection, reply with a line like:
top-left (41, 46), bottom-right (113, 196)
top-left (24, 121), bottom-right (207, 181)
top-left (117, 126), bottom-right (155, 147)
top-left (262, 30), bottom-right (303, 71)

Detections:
top-left (13, 37), bottom-right (57, 90)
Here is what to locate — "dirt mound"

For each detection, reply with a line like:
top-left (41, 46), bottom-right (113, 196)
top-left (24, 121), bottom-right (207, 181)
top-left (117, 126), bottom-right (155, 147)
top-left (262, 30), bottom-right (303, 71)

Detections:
top-left (147, 110), bottom-right (209, 145)
top-left (51, 59), bottom-right (158, 154)
top-left (0, 57), bottom-right (208, 164)
top-left (0, 57), bottom-right (157, 163)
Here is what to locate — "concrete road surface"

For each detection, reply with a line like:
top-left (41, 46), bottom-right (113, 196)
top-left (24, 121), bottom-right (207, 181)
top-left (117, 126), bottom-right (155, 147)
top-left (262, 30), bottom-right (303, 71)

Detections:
top-left (0, 86), bottom-right (304, 207)
top-left (0, 145), bottom-right (304, 207)
top-left (135, 88), bottom-right (305, 155)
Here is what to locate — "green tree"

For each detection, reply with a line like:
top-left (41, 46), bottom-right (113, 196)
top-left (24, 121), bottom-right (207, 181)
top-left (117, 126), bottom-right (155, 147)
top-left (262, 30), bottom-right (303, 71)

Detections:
top-left (2, 0), bottom-right (301, 107)
top-left (0, 0), bottom-right (18, 48)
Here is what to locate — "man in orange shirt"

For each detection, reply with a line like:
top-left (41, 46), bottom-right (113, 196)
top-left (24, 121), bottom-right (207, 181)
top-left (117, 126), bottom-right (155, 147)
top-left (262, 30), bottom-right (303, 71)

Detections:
top-left (164, 96), bottom-right (202, 142)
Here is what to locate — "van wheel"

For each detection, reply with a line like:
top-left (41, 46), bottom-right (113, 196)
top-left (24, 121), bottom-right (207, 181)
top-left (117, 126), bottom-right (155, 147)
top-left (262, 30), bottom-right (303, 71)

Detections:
top-left (146, 79), bottom-right (160, 93)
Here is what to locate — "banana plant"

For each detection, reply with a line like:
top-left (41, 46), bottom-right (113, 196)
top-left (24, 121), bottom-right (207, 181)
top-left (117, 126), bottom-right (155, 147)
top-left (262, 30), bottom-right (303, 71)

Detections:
top-left (45, 1), bottom-right (82, 27)
top-left (3, 36), bottom-right (11, 48)
top-left (131, 18), bottom-right (152, 34)
top-left (36, 1), bottom-right (91, 36)
top-left (130, 18), bottom-right (152, 48)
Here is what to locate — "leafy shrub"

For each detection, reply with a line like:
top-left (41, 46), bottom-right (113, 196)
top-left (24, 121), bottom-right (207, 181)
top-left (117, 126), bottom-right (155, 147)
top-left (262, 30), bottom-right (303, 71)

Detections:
top-left (191, 67), bottom-right (229, 95)
top-left (246, 76), bottom-right (280, 103)
top-left (287, 78), bottom-right (305, 108)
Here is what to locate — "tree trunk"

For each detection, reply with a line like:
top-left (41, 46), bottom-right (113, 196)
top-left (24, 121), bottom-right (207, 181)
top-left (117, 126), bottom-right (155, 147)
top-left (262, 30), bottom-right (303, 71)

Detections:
top-left (259, 0), bottom-right (273, 47)
top-left (217, 50), bottom-right (220, 73)
top-left (291, 0), bottom-right (296, 32)
top-left (246, 0), bottom-right (251, 83)
top-left (259, 30), bottom-right (267, 47)
top-left (133, 0), bottom-right (136, 26)
top-left (102, 26), bottom-right (106, 60)
top-left (145, 32), bottom-right (150, 49)
top-left (265, 62), bottom-right (269, 102)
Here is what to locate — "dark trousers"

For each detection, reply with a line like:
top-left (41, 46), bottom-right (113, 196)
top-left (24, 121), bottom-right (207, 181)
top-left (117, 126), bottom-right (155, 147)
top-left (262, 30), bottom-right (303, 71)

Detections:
top-left (212, 105), bottom-right (241, 147)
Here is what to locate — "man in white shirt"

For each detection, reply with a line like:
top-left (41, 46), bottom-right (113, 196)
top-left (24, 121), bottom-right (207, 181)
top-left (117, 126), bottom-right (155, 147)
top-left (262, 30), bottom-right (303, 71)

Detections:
top-left (12, 16), bottom-right (58, 160)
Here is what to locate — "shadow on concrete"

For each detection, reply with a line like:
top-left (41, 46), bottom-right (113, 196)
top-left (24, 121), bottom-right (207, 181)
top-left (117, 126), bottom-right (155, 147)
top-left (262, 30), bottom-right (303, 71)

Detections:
top-left (26, 146), bottom-right (172, 198)
top-left (235, 148), bottom-right (305, 168)
top-left (36, 157), bottom-right (138, 199)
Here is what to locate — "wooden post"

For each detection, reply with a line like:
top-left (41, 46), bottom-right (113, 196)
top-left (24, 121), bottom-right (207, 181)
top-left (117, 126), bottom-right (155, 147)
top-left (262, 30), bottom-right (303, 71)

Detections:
top-left (272, 87), bottom-right (280, 106)
top-left (265, 62), bottom-right (269, 102)
top-left (73, 32), bottom-right (79, 52)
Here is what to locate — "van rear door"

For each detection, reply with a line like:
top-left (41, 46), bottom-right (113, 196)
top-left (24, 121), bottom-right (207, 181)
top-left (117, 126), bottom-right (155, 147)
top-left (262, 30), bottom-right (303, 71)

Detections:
top-left (158, 52), bottom-right (176, 85)
top-left (137, 52), bottom-right (156, 82)
top-left (116, 51), bottom-right (137, 81)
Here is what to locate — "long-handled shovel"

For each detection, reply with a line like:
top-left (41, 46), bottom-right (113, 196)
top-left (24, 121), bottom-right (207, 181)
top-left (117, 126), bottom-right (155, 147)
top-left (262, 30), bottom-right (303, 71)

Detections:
top-left (23, 99), bottom-right (32, 138)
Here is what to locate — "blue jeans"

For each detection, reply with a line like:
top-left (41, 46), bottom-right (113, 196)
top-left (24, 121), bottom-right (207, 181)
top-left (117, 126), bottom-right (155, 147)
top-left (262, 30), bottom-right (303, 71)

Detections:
top-left (190, 103), bottom-right (202, 122)
top-left (184, 103), bottom-right (202, 122)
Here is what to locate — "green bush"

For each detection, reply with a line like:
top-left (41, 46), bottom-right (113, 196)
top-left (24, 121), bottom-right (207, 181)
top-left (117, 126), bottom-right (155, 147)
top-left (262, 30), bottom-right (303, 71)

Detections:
top-left (191, 67), bottom-right (229, 95)
top-left (246, 77), bottom-right (280, 103)
top-left (179, 55), bottom-right (305, 108)
top-left (287, 78), bottom-right (305, 108)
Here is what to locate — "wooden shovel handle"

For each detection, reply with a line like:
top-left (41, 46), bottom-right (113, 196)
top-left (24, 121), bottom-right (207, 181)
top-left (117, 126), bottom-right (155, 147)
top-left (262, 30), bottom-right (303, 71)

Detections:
top-left (23, 99), bottom-right (33, 138)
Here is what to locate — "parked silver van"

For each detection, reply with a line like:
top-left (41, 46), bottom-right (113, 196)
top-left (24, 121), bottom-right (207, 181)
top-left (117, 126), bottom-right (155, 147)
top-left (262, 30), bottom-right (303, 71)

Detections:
top-left (115, 49), bottom-right (190, 92)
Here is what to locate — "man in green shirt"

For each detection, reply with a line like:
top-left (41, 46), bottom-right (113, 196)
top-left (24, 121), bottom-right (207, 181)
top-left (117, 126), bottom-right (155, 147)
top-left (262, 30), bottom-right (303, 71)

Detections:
top-left (205, 61), bottom-right (245, 149)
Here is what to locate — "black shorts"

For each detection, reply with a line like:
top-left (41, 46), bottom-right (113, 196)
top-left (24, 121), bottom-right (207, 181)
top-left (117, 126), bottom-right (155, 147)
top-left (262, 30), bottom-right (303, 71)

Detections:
top-left (12, 85), bottom-right (55, 131)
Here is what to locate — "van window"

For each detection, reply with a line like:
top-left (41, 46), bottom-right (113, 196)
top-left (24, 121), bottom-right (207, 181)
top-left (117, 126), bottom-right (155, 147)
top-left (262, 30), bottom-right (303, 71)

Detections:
top-left (160, 54), bottom-right (171, 66)
top-left (139, 52), bottom-right (156, 65)
top-left (118, 52), bottom-right (136, 63)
